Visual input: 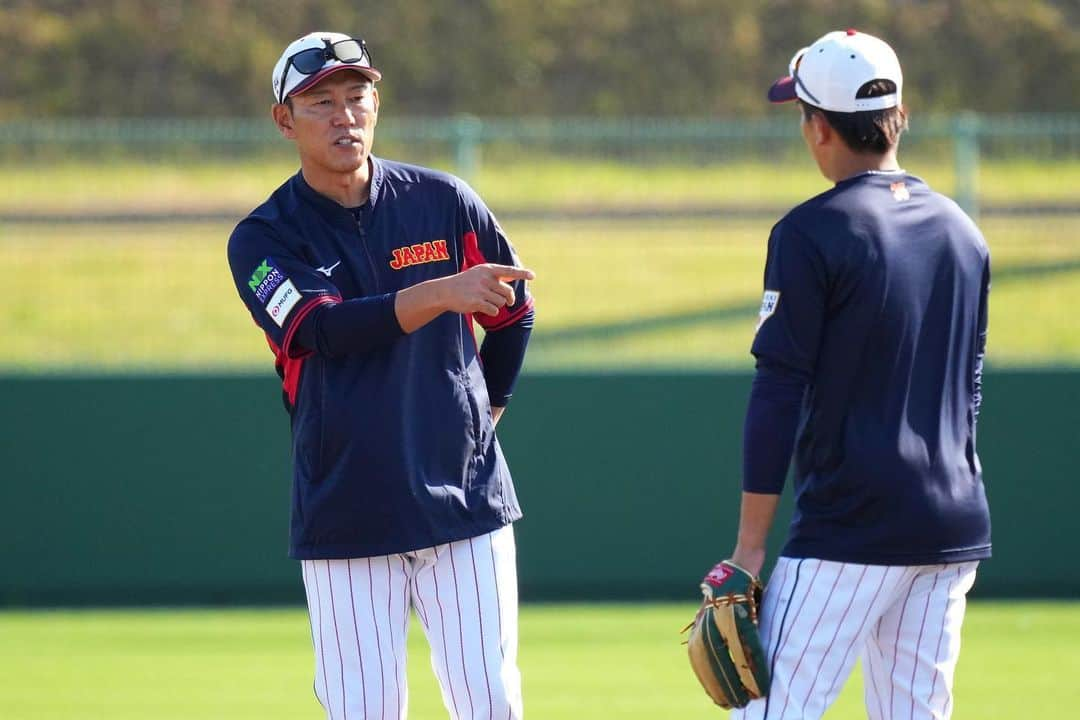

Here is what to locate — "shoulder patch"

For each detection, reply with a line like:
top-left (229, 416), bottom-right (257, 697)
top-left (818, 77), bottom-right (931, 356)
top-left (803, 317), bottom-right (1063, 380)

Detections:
top-left (248, 258), bottom-right (287, 303)
top-left (266, 280), bottom-right (302, 327)
top-left (756, 290), bottom-right (780, 332)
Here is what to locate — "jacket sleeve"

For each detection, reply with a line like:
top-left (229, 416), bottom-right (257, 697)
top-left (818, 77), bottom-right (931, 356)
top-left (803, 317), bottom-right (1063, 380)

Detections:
top-left (226, 219), bottom-right (342, 358)
top-left (455, 182), bottom-right (535, 331)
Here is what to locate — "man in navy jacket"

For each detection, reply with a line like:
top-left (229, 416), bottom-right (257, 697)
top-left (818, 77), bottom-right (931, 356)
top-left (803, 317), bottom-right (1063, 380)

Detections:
top-left (227, 31), bottom-right (535, 719)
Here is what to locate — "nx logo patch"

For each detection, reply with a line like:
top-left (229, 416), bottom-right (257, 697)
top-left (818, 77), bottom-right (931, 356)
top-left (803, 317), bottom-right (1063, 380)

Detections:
top-left (389, 240), bottom-right (450, 270)
top-left (266, 279), bottom-right (302, 327)
top-left (890, 181), bottom-right (911, 202)
top-left (248, 258), bottom-right (287, 304)
top-left (756, 290), bottom-right (780, 332)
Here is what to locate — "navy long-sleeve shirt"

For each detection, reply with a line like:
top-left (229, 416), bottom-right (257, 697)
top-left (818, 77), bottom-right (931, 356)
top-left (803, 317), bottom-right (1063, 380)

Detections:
top-left (745, 171), bottom-right (991, 566)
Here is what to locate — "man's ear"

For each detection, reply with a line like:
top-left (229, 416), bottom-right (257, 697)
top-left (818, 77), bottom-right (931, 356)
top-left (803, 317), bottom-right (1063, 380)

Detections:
top-left (272, 102), bottom-right (296, 139)
top-left (809, 112), bottom-right (831, 147)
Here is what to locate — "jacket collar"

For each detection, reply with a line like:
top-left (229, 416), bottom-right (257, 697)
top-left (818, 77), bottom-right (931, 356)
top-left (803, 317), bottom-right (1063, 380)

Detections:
top-left (292, 156), bottom-right (385, 229)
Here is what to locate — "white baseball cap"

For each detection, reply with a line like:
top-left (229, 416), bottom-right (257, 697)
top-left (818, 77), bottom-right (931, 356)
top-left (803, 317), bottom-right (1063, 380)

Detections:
top-left (272, 31), bottom-right (382, 104)
top-left (767, 29), bottom-right (902, 113)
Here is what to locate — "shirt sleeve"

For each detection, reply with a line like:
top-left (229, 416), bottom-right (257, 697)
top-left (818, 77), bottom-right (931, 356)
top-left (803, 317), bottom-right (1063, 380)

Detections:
top-left (226, 219), bottom-right (342, 358)
top-left (456, 182), bottom-right (535, 331)
top-left (973, 256), bottom-right (990, 418)
top-left (750, 219), bottom-right (828, 374)
top-left (742, 358), bottom-right (808, 494)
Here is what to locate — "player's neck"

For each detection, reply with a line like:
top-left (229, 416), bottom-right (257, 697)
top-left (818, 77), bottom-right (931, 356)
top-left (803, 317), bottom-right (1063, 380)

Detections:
top-left (828, 147), bottom-right (901, 183)
top-left (300, 157), bottom-right (372, 208)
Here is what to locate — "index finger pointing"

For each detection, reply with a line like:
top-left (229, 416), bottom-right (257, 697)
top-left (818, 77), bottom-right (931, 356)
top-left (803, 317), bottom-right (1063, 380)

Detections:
top-left (488, 264), bottom-right (536, 281)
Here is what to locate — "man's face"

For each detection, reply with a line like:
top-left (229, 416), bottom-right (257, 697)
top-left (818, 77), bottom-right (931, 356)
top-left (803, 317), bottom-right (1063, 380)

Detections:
top-left (277, 70), bottom-right (379, 174)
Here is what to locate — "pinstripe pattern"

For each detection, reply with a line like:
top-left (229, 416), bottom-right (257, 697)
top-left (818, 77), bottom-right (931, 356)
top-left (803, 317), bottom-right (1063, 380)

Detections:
top-left (487, 529), bottom-right (513, 720)
top-left (399, 555), bottom-right (411, 718)
top-left (411, 552), bottom-right (432, 629)
top-left (488, 537), bottom-right (505, 661)
top-left (777, 561), bottom-right (846, 717)
top-left (888, 574), bottom-right (918, 717)
top-left (366, 558), bottom-right (388, 718)
top-left (822, 565), bottom-right (889, 701)
top-left (345, 560), bottom-right (368, 718)
top-left (448, 543), bottom-right (476, 717)
top-left (808, 564), bottom-right (868, 704)
top-left (908, 570), bottom-right (941, 719)
top-left (302, 526), bottom-right (522, 720)
top-left (761, 559), bottom-right (793, 657)
top-left (385, 556), bottom-right (402, 719)
top-left (417, 526), bottom-right (522, 719)
top-left (729, 557), bottom-right (796, 720)
top-left (732, 560), bottom-right (977, 720)
top-left (928, 566), bottom-right (963, 710)
top-left (311, 561), bottom-right (332, 717)
top-left (768, 559), bottom-right (820, 717)
top-left (865, 627), bottom-right (887, 720)
top-left (325, 560), bottom-right (347, 719)
top-left (761, 558), bottom-right (806, 719)
top-left (301, 563), bottom-right (324, 710)
top-left (943, 565), bottom-right (975, 718)
top-left (468, 537), bottom-right (495, 716)
top-left (790, 562), bottom-right (857, 713)
top-left (430, 545), bottom-right (461, 718)
top-left (865, 562), bottom-right (978, 720)
top-left (863, 567), bottom-right (908, 720)
top-left (303, 556), bottom-right (411, 719)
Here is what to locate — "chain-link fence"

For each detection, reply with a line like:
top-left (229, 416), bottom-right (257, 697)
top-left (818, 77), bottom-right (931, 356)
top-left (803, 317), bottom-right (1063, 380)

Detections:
top-left (2, 114), bottom-right (1078, 372)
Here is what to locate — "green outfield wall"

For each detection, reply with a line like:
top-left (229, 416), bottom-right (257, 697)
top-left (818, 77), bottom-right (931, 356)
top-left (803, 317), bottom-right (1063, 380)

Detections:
top-left (0, 370), bottom-right (1075, 606)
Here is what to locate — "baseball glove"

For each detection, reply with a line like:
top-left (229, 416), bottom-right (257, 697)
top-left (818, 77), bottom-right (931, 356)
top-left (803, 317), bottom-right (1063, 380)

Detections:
top-left (682, 560), bottom-right (770, 709)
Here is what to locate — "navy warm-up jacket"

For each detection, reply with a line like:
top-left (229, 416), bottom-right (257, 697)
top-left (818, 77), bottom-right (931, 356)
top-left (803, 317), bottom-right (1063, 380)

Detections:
top-left (227, 158), bottom-right (534, 560)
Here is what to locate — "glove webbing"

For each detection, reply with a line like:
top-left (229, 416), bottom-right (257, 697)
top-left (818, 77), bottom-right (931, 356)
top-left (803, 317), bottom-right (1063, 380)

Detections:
top-left (702, 588), bottom-right (761, 623)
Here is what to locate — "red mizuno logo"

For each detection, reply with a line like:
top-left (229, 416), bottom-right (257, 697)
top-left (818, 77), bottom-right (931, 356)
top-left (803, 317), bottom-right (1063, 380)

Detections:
top-left (389, 240), bottom-right (450, 270)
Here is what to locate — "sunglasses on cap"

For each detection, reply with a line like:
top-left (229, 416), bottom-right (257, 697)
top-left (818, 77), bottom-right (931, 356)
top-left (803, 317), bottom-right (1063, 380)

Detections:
top-left (278, 37), bottom-right (374, 104)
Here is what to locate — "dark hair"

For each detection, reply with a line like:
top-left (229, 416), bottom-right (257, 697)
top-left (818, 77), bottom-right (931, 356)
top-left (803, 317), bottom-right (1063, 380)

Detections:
top-left (800, 80), bottom-right (908, 154)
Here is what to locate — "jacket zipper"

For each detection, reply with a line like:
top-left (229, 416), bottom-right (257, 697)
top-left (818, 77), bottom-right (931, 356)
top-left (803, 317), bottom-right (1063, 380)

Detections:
top-left (356, 216), bottom-right (381, 293)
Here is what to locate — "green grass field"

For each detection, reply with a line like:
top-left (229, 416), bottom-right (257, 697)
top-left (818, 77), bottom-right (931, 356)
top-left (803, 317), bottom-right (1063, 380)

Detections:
top-left (1, 151), bottom-right (1077, 371)
top-left (2, 215), bottom-right (1078, 370)
top-left (5, 158), bottom-right (1080, 214)
top-left (1, 602), bottom-right (1076, 719)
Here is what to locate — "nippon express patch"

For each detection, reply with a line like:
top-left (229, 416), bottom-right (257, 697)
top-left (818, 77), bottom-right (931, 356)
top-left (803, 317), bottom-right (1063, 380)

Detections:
top-left (248, 258), bottom-right (287, 303)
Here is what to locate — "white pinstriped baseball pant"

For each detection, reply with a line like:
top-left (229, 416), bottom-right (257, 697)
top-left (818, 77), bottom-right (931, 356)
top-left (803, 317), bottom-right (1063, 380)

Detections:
top-left (301, 525), bottom-right (522, 720)
top-left (730, 557), bottom-right (978, 720)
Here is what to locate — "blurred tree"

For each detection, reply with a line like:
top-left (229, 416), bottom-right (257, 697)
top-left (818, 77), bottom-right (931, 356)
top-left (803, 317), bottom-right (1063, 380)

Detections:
top-left (0, 0), bottom-right (1075, 118)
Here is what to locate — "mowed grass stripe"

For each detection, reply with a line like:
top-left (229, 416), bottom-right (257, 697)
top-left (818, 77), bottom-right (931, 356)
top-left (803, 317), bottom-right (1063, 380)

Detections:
top-left (1, 216), bottom-right (1078, 370)
top-left (3, 158), bottom-right (1080, 214)
top-left (0, 602), bottom-right (1076, 719)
